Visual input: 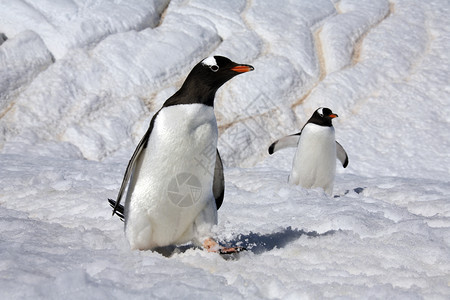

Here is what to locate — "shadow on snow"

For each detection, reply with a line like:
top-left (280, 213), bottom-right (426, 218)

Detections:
top-left (229, 226), bottom-right (336, 255)
top-left (153, 226), bottom-right (336, 258)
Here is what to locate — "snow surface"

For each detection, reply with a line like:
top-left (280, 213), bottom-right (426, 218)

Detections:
top-left (1, 0), bottom-right (449, 298)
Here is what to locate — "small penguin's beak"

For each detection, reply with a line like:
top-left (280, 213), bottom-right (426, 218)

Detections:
top-left (231, 64), bottom-right (254, 73)
top-left (329, 114), bottom-right (338, 118)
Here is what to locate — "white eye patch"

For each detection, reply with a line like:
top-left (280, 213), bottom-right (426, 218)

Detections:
top-left (202, 56), bottom-right (217, 67)
top-left (317, 107), bottom-right (324, 117)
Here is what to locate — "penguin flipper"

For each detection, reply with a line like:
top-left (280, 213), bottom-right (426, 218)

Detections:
top-left (110, 111), bottom-right (160, 217)
top-left (268, 133), bottom-right (301, 154)
top-left (336, 141), bottom-right (349, 168)
top-left (213, 149), bottom-right (225, 210)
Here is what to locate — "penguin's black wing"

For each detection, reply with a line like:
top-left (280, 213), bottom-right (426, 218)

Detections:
top-left (110, 111), bottom-right (160, 217)
top-left (213, 149), bottom-right (225, 210)
top-left (336, 141), bottom-right (349, 168)
top-left (268, 133), bottom-right (301, 154)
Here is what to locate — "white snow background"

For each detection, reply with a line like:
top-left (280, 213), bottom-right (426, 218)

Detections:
top-left (1, 0), bottom-right (449, 298)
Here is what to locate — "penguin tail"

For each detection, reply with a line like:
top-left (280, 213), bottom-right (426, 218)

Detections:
top-left (108, 198), bottom-right (125, 222)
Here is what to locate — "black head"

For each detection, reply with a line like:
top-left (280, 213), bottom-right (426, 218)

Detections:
top-left (307, 107), bottom-right (338, 127)
top-left (197, 56), bottom-right (254, 88)
top-left (164, 56), bottom-right (254, 107)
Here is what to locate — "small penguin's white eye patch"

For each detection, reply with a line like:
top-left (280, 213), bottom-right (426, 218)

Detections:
top-left (317, 107), bottom-right (324, 117)
top-left (210, 64), bottom-right (219, 72)
top-left (202, 56), bottom-right (217, 67)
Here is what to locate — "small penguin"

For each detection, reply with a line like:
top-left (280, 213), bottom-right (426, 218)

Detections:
top-left (268, 107), bottom-right (348, 195)
top-left (109, 56), bottom-right (253, 253)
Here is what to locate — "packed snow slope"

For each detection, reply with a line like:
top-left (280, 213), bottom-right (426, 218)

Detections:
top-left (1, 0), bottom-right (449, 299)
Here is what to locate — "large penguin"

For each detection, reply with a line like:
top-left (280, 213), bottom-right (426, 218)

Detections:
top-left (109, 56), bottom-right (253, 253)
top-left (268, 107), bottom-right (348, 195)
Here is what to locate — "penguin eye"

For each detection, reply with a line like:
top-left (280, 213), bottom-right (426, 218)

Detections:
top-left (210, 65), bottom-right (219, 72)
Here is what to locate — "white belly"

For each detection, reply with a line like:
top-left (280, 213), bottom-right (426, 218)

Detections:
top-left (289, 124), bottom-right (336, 195)
top-left (125, 104), bottom-right (218, 250)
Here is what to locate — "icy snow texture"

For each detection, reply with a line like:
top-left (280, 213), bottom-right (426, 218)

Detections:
top-left (1, 0), bottom-right (449, 299)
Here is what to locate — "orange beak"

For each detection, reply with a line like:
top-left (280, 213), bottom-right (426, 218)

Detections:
top-left (231, 64), bottom-right (254, 73)
top-left (329, 114), bottom-right (338, 118)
